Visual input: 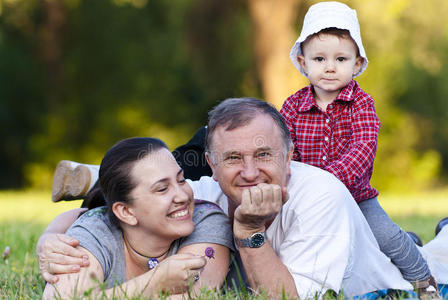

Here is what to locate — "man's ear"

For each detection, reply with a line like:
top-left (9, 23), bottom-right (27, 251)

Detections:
top-left (285, 146), bottom-right (294, 178)
top-left (297, 55), bottom-right (307, 75)
top-left (112, 202), bottom-right (137, 226)
top-left (353, 56), bottom-right (364, 76)
top-left (287, 146), bottom-right (294, 163)
top-left (205, 152), bottom-right (218, 182)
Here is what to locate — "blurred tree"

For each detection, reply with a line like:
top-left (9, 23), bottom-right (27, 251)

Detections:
top-left (0, 0), bottom-right (257, 188)
top-left (0, 0), bottom-right (448, 192)
top-left (353, 0), bottom-right (448, 191)
top-left (247, 0), bottom-right (308, 108)
top-left (0, 0), bottom-right (45, 188)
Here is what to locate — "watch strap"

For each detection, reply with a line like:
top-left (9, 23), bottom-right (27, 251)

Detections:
top-left (235, 232), bottom-right (266, 248)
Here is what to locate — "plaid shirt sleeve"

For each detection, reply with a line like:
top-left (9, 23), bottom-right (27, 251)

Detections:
top-left (280, 95), bottom-right (301, 161)
top-left (324, 101), bottom-right (380, 192)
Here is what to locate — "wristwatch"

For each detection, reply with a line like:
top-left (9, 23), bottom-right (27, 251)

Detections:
top-left (235, 232), bottom-right (266, 248)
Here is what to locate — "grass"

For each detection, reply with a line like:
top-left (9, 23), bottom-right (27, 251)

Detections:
top-left (1, 189), bottom-right (448, 299)
top-left (378, 190), bottom-right (448, 242)
top-left (0, 190), bottom-right (80, 299)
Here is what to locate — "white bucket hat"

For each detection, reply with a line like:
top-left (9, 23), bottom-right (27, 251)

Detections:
top-left (289, 1), bottom-right (368, 77)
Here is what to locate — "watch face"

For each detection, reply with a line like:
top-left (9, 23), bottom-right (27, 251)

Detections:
top-left (251, 233), bottom-right (265, 247)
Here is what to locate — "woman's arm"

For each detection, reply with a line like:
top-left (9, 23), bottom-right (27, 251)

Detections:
top-left (42, 246), bottom-right (104, 299)
top-left (39, 201), bottom-right (233, 292)
top-left (169, 201), bottom-right (233, 296)
top-left (177, 242), bottom-right (229, 294)
top-left (43, 247), bottom-right (207, 299)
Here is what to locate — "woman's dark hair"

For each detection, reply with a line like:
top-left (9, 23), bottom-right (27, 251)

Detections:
top-left (86, 137), bottom-right (168, 226)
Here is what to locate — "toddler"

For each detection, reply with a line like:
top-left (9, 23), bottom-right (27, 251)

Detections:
top-left (280, 2), bottom-right (439, 297)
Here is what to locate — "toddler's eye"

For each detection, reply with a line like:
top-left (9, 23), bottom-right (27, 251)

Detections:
top-left (314, 57), bottom-right (324, 62)
top-left (337, 57), bottom-right (346, 62)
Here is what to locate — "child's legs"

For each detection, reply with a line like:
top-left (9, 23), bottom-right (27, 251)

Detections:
top-left (358, 197), bottom-right (431, 282)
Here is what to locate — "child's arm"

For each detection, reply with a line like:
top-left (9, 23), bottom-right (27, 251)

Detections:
top-left (324, 101), bottom-right (380, 194)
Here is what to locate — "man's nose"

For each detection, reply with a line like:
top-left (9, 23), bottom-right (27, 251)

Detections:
top-left (240, 158), bottom-right (260, 181)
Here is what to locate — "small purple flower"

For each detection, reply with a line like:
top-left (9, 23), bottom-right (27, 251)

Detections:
top-left (2, 246), bottom-right (10, 260)
top-left (205, 247), bottom-right (215, 259)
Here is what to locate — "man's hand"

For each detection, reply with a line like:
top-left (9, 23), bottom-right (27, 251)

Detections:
top-left (37, 233), bottom-right (90, 283)
top-left (233, 183), bottom-right (286, 238)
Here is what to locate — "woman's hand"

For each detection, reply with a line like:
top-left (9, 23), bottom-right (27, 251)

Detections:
top-left (37, 233), bottom-right (89, 283)
top-left (149, 253), bottom-right (207, 295)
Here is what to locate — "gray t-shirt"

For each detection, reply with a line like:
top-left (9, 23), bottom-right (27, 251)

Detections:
top-left (67, 200), bottom-right (234, 288)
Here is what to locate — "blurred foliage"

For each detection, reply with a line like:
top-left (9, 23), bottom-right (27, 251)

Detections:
top-left (0, 0), bottom-right (258, 188)
top-left (0, 0), bottom-right (448, 192)
top-left (346, 0), bottom-right (448, 192)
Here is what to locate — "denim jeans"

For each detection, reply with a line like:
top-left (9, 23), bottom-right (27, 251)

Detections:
top-left (358, 197), bottom-right (431, 282)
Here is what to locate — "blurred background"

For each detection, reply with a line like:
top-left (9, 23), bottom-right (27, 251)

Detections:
top-left (1, 0), bottom-right (448, 194)
top-left (2, 2), bottom-right (448, 296)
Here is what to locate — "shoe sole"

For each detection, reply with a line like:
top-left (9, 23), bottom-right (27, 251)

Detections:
top-left (52, 161), bottom-right (91, 202)
top-left (407, 231), bottom-right (423, 247)
top-left (435, 217), bottom-right (448, 236)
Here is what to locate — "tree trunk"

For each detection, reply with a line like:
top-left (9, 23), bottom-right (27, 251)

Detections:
top-left (247, 0), bottom-right (307, 108)
top-left (38, 0), bottom-right (67, 107)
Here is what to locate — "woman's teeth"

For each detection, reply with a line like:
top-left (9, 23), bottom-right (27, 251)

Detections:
top-left (169, 209), bottom-right (188, 218)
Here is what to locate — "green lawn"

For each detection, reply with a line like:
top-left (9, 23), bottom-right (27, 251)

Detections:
top-left (1, 189), bottom-right (447, 299)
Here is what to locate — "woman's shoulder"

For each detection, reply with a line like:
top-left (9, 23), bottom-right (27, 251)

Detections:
top-left (192, 199), bottom-right (226, 222)
top-left (77, 206), bottom-right (108, 220)
top-left (177, 200), bottom-right (234, 251)
top-left (70, 206), bottom-right (119, 234)
top-left (66, 206), bottom-right (126, 287)
top-left (67, 206), bottom-right (122, 249)
top-left (68, 206), bottom-right (107, 230)
top-left (194, 199), bottom-right (223, 211)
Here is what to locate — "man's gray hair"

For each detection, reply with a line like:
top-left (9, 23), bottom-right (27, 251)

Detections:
top-left (205, 97), bottom-right (293, 153)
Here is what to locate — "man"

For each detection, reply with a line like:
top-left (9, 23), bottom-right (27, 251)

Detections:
top-left (39, 98), bottom-right (447, 299)
top-left (187, 98), bottom-right (412, 298)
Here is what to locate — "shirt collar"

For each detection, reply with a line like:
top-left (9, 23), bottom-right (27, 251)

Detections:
top-left (297, 80), bottom-right (357, 112)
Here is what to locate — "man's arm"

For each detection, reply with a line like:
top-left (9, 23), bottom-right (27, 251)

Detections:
top-left (238, 242), bottom-right (298, 298)
top-left (36, 208), bottom-right (89, 283)
top-left (233, 184), bottom-right (298, 299)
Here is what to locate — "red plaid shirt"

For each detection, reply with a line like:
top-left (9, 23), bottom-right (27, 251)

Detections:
top-left (280, 80), bottom-right (379, 203)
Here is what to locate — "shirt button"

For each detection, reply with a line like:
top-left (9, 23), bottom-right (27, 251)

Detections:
top-left (325, 118), bottom-right (330, 123)
top-left (324, 137), bottom-right (329, 142)
top-left (328, 105), bottom-right (333, 109)
top-left (323, 155), bottom-right (327, 161)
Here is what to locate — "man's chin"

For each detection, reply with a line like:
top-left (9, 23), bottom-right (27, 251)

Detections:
top-left (227, 193), bottom-right (242, 207)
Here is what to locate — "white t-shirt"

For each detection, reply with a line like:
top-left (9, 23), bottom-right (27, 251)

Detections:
top-left (188, 161), bottom-right (412, 298)
top-left (419, 226), bottom-right (448, 284)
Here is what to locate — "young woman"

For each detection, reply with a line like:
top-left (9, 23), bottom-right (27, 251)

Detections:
top-left (40, 137), bottom-right (233, 299)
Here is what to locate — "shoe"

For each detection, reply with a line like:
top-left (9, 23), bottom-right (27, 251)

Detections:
top-left (52, 160), bottom-right (99, 202)
top-left (435, 217), bottom-right (448, 236)
top-left (407, 231), bottom-right (423, 247)
top-left (412, 276), bottom-right (442, 300)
